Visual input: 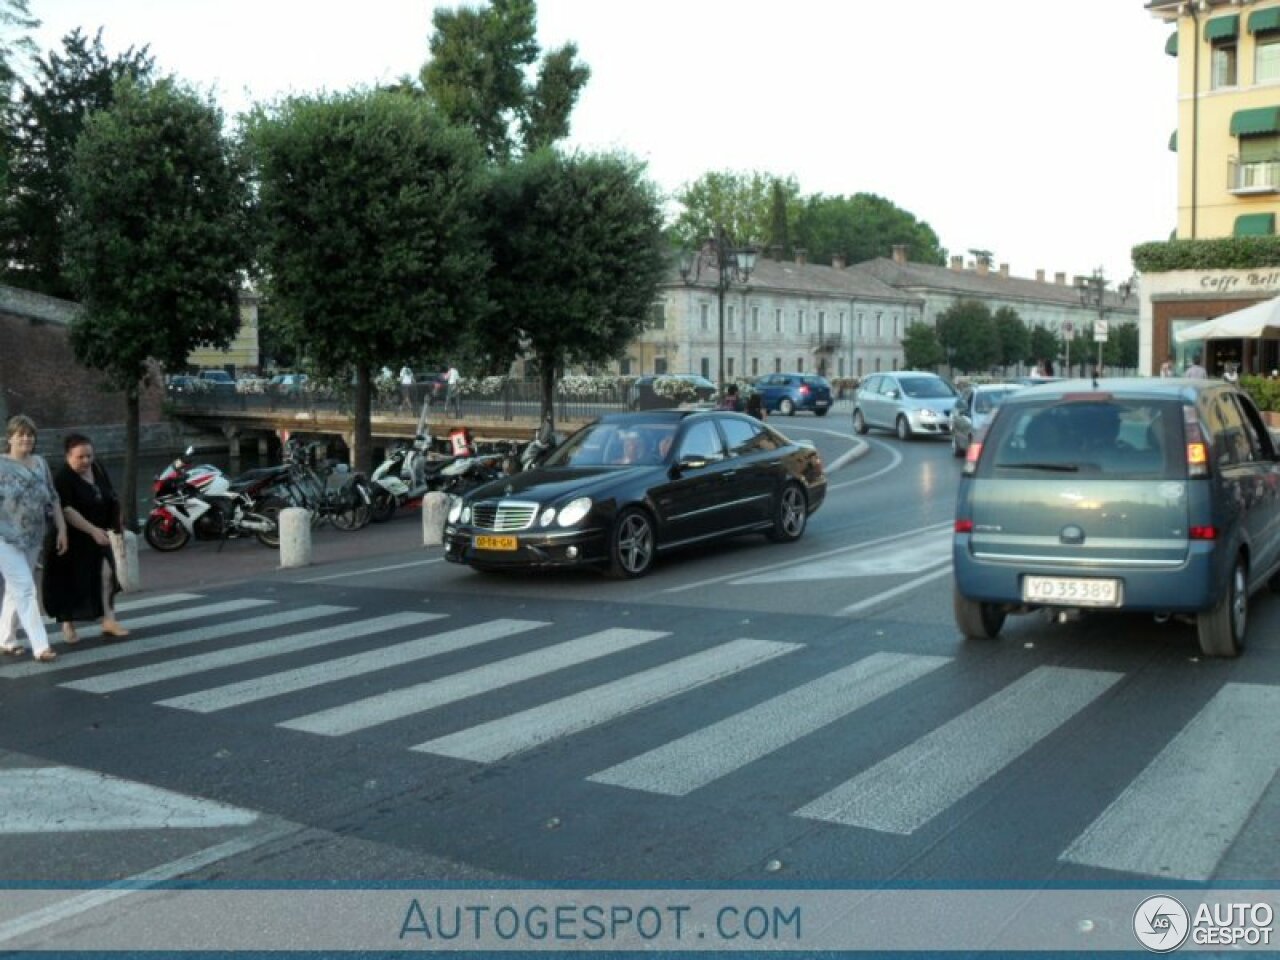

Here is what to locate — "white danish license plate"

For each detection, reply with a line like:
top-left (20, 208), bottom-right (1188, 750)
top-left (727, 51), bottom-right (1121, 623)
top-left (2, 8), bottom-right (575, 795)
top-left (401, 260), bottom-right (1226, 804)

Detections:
top-left (1022, 575), bottom-right (1121, 608)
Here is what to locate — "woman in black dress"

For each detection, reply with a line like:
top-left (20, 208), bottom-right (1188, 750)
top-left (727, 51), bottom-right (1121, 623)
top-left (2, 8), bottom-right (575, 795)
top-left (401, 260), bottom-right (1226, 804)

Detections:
top-left (42, 434), bottom-right (130, 643)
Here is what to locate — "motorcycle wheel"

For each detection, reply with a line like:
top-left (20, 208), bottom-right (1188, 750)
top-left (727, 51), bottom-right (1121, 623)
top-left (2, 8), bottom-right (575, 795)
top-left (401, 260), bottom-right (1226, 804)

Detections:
top-left (144, 514), bottom-right (190, 552)
top-left (369, 487), bottom-right (397, 523)
top-left (254, 500), bottom-right (284, 548)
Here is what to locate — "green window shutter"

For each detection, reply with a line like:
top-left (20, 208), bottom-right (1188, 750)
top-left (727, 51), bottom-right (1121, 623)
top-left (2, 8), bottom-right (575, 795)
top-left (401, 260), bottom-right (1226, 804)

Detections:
top-left (1169, 129), bottom-right (1178, 152)
top-left (1230, 106), bottom-right (1280, 136)
top-left (1249, 7), bottom-right (1280, 35)
top-left (1205, 14), bottom-right (1240, 42)
top-left (1240, 134), bottom-right (1280, 163)
top-left (1234, 213), bottom-right (1275, 236)
top-left (1165, 31), bottom-right (1178, 56)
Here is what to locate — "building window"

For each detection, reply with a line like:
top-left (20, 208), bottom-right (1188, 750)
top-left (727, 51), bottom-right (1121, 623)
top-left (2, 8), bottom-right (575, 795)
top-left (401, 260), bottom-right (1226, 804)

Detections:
top-left (727, 357), bottom-right (735, 377)
top-left (700, 357), bottom-right (710, 379)
top-left (648, 302), bottom-right (666, 330)
top-left (727, 304), bottom-right (735, 333)
top-left (774, 356), bottom-right (782, 373)
top-left (774, 308), bottom-right (783, 333)
top-left (838, 357), bottom-right (845, 377)
top-left (654, 357), bottom-right (668, 375)
top-left (857, 312), bottom-right (865, 338)
top-left (751, 357), bottom-right (759, 375)
top-left (1258, 34), bottom-right (1280, 82)
top-left (620, 357), bottom-right (632, 375)
top-left (875, 357), bottom-right (882, 372)
top-left (700, 303), bottom-right (710, 332)
top-left (894, 315), bottom-right (901, 339)
top-left (1213, 42), bottom-right (1238, 88)
top-left (817, 310), bottom-right (826, 336)
top-left (797, 309), bottom-right (806, 335)
top-left (838, 310), bottom-right (845, 335)
top-left (796, 357), bottom-right (804, 372)
top-left (751, 305), bottom-right (760, 332)
top-left (876, 312), bottom-right (883, 338)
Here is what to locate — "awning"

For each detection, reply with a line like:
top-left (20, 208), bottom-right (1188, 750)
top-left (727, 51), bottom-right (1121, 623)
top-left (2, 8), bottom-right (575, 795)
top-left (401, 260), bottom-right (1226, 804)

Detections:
top-left (1205, 14), bottom-right (1239, 42)
top-left (1234, 212), bottom-right (1275, 236)
top-left (1169, 129), bottom-right (1178, 151)
top-left (1249, 7), bottom-right (1280, 35)
top-left (1230, 106), bottom-right (1280, 136)
top-left (1165, 31), bottom-right (1178, 56)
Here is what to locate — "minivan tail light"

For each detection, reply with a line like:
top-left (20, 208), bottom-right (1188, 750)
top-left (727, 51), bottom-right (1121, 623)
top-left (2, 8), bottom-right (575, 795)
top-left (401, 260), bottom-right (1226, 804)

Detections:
top-left (1189, 525), bottom-right (1217, 540)
top-left (1183, 403), bottom-right (1209, 478)
top-left (962, 440), bottom-right (983, 476)
top-left (955, 518), bottom-right (974, 534)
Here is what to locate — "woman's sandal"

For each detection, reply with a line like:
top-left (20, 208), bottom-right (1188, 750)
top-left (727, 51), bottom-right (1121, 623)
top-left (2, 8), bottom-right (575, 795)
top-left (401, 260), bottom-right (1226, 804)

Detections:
top-left (0, 643), bottom-right (24, 656)
top-left (34, 650), bottom-right (57, 663)
top-left (61, 627), bottom-right (80, 645)
top-left (101, 622), bottom-right (131, 639)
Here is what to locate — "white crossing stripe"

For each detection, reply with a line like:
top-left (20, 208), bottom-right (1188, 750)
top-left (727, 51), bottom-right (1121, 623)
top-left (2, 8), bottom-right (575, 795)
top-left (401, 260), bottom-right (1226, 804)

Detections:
top-left (589, 652), bottom-right (950, 796)
top-left (159, 619), bottom-right (550, 714)
top-left (10, 606), bottom-right (347, 678)
top-left (60, 612), bottom-right (442, 695)
top-left (795, 665), bottom-right (1122, 834)
top-left (3, 600), bottom-right (280, 679)
top-left (279, 628), bottom-right (667, 737)
top-left (114, 592), bottom-right (205, 613)
top-left (1060, 682), bottom-right (1280, 882)
top-left (412, 637), bottom-right (802, 763)
top-left (64, 598), bottom-right (273, 644)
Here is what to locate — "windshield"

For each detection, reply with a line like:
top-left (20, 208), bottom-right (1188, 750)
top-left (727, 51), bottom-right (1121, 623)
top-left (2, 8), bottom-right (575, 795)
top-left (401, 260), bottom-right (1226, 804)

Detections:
top-left (543, 420), bottom-right (679, 467)
top-left (900, 376), bottom-right (955, 399)
top-left (974, 388), bottom-right (1019, 414)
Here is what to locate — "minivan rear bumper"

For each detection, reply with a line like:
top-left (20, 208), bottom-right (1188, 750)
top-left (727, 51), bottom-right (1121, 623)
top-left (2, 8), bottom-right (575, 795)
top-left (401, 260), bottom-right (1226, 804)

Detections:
top-left (952, 537), bottom-right (1221, 613)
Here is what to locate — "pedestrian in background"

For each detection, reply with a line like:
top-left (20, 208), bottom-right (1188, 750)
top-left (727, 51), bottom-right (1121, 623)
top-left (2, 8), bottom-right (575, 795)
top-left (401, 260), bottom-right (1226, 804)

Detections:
top-left (717, 383), bottom-right (744, 412)
top-left (444, 363), bottom-right (461, 417)
top-left (42, 434), bottom-right (130, 644)
top-left (745, 391), bottom-right (767, 421)
top-left (0, 415), bottom-right (66, 662)
top-left (1185, 354), bottom-right (1208, 379)
top-left (398, 365), bottom-right (414, 411)
top-left (1159, 357), bottom-right (1175, 378)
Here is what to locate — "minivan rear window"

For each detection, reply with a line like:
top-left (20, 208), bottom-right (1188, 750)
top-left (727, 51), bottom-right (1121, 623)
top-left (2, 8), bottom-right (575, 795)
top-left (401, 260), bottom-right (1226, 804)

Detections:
top-left (977, 397), bottom-right (1185, 479)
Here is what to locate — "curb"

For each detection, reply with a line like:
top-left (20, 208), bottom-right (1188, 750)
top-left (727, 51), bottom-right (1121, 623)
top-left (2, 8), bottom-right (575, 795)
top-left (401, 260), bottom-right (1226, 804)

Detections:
top-left (827, 438), bottom-right (870, 472)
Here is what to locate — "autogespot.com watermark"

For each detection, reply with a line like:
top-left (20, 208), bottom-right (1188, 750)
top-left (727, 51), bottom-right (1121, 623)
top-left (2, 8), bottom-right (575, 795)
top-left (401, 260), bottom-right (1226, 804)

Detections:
top-left (1134, 894), bottom-right (1274, 952)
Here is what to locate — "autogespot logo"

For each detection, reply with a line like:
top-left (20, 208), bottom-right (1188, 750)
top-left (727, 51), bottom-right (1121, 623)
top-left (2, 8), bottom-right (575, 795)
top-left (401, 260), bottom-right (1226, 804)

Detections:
top-left (1134, 895), bottom-right (1190, 952)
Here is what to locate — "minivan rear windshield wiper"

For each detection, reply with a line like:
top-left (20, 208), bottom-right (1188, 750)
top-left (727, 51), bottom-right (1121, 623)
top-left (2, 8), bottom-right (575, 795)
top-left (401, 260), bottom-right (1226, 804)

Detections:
top-left (997, 461), bottom-right (1080, 472)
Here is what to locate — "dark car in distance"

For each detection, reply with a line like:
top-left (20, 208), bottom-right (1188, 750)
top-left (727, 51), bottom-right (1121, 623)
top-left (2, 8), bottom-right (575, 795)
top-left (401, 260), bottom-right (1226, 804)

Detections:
top-left (444, 410), bottom-right (827, 578)
top-left (629, 374), bottom-right (717, 410)
top-left (953, 378), bottom-right (1280, 657)
top-left (753, 373), bottom-right (833, 416)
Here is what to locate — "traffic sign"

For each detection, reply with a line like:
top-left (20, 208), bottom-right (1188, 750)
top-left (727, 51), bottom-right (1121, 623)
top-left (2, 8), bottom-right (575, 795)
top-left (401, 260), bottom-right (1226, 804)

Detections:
top-left (1094, 320), bottom-right (1109, 342)
top-left (1063, 321), bottom-right (1074, 334)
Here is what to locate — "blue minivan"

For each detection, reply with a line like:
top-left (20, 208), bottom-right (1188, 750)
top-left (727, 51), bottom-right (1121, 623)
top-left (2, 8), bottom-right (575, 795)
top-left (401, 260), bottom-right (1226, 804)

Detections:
top-left (754, 373), bottom-right (832, 416)
top-left (953, 378), bottom-right (1280, 657)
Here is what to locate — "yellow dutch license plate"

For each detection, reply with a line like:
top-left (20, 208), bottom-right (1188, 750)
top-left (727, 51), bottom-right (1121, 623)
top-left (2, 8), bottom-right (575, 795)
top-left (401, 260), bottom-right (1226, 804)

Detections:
top-left (475, 535), bottom-right (517, 551)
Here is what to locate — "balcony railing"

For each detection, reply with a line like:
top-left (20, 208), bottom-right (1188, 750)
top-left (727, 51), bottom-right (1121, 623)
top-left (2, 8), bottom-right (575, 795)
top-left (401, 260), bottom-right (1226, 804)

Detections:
top-left (809, 332), bottom-right (846, 353)
top-left (1228, 156), bottom-right (1280, 194)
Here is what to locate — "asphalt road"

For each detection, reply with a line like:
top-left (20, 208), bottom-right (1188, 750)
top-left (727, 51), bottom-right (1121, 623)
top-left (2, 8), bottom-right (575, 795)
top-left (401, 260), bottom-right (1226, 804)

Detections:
top-left (3, 414), bottom-right (1280, 948)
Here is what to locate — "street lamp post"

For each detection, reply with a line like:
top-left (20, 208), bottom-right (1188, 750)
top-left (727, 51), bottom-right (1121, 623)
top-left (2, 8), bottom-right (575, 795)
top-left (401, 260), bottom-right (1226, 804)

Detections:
top-left (1075, 268), bottom-right (1134, 376)
top-left (680, 226), bottom-right (757, 388)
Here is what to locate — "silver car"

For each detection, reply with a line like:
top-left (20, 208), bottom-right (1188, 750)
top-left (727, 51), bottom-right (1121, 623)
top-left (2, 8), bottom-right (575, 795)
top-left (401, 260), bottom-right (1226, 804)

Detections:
top-left (852, 371), bottom-right (958, 441)
top-left (950, 382), bottom-right (1023, 458)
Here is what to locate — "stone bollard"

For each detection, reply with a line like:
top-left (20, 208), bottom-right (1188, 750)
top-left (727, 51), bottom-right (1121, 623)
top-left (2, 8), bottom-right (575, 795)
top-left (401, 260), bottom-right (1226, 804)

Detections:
top-left (114, 530), bottom-right (141, 593)
top-left (422, 491), bottom-right (450, 546)
top-left (278, 507), bottom-right (313, 568)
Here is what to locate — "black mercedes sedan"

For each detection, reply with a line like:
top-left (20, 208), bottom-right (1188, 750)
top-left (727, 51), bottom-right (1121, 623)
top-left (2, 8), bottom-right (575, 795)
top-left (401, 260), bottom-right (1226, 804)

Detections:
top-left (443, 410), bottom-right (827, 578)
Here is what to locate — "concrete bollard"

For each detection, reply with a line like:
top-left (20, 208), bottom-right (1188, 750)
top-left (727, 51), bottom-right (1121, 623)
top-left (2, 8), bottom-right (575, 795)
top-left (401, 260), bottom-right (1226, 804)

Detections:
top-left (114, 530), bottom-right (141, 593)
top-left (422, 491), bottom-right (450, 546)
top-left (278, 507), bottom-right (313, 568)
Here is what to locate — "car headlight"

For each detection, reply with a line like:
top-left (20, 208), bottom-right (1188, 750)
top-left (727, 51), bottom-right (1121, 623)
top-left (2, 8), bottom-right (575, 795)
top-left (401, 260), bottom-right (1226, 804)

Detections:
top-left (447, 498), bottom-right (463, 524)
top-left (557, 497), bottom-right (592, 527)
top-left (919, 408), bottom-right (939, 419)
top-left (540, 507), bottom-right (557, 527)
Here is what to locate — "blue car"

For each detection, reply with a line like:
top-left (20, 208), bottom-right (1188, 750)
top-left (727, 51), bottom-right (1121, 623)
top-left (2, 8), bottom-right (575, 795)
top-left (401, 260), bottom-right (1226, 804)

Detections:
top-left (754, 373), bottom-right (833, 416)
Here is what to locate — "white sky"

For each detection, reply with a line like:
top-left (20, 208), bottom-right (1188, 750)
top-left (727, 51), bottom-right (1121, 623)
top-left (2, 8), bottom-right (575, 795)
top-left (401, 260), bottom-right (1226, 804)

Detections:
top-left (31, 0), bottom-right (1177, 287)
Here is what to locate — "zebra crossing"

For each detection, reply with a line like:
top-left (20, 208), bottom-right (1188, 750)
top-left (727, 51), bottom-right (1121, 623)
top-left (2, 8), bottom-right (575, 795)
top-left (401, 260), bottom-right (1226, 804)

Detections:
top-left (5, 589), bottom-right (1279, 883)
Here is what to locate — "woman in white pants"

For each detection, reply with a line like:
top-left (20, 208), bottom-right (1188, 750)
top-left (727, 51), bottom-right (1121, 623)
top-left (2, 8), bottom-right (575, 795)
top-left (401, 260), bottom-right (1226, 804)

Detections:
top-left (0, 415), bottom-right (68, 662)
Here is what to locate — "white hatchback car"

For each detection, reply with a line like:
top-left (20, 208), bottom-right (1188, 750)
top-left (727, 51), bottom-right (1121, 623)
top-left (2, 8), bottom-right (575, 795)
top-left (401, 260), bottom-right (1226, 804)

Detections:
top-left (852, 371), bottom-right (959, 440)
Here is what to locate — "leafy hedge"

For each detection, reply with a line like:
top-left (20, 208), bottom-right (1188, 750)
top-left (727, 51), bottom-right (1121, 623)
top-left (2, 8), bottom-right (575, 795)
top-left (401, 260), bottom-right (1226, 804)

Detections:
top-left (1239, 374), bottom-right (1280, 413)
top-left (1132, 237), bottom-right (1280, 272)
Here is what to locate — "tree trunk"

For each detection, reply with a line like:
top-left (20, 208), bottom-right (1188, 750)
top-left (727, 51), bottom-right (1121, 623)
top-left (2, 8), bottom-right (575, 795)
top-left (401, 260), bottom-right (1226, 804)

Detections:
top-left (124, 386), bottom-right (139, 531)
top-left (539, 357), bottom-right (556, 435)
top-left (353, 363), bottom-right (372, 474)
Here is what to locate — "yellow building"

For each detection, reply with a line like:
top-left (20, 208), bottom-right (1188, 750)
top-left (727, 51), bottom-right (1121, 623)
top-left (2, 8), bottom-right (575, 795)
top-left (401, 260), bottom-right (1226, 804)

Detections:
top-left (186, 291), bottom-right (261, 373)
top-left (1143, 0), bottom-right (1280, 374)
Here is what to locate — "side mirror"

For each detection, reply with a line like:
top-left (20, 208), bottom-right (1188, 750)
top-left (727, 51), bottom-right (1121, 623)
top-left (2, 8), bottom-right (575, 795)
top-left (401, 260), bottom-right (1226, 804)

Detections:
top-left (886, 389), bottom-right (900, 400)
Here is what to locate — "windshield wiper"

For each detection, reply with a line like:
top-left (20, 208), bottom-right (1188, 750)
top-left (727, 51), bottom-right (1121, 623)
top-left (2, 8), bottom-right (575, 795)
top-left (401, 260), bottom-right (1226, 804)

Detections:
top-left (997, 461), bottom-right (1080, 472)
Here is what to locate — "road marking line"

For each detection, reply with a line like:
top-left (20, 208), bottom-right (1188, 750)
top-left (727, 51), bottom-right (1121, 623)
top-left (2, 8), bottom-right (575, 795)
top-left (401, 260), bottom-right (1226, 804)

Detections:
top-left (835, 565), bottom-right (953, 616)
top-left (61, 612), bottom-right (442, 695)
top-left (413, 637), bottom-right (802, 763)
top-left (589, 652), bottom-right (950, 796)
top-left (661, 521), bottom-right (952, 595)
top-left (1060, 682), bottom-right (1280, 881)
top-left (795, 666), bottom-right (1122, 834)
top-left (114, 592), bottom-right (205, 613)
top-left (296, 557), bottom-right (444, 583)
top-left (160, 618), bottom-right (548, 714)
top-left (735, 530), bottom-right (952, 586)
top-left (280, 627), bottom-right (665, 737)
top-left (6, 605), bottom-right (348, 678)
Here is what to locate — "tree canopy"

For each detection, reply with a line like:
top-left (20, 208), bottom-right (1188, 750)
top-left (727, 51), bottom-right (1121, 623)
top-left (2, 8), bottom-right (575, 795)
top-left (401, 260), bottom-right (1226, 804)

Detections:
top-left (792, 192), bottom-right (945, 266)
top-left (936, 299), bottom-right (999, 374)
top-left (246, 88), bottom-right (488, 471)
top-left (669, 170), bottom-right (797, 253)
top-left (0, 0), bottom-right (39, 192)
top-left (901, 321), bottom-right (945, 370)
top-left (478, 148), bottom-right (666, 425)
top-left (65, 75), bottom-right (253, 524)
top-left (420, 0), bottom-right (589, 162)
top-left (3, 28), bottom-right (154, 298)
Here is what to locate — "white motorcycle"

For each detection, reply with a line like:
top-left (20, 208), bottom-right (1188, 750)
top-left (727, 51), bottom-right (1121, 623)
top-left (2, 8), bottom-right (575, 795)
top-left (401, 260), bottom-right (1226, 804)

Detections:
top-left (143, 448), bottom-right (284, 551)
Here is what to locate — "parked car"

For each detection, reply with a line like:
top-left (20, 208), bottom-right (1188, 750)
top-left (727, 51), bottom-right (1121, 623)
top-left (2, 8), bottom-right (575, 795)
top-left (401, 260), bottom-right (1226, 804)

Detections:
top-left (952, 378), bottom-right (1280, 657)
top-left (950, 382), bottom-right (1023, 458)
top-left (444, 410), bottom-right (827, 578)
top-left (269, 373), bottom-right (309, 393)
top-left (753, 373), bottom-right (833, 416)
top-left (166, 374), bottom-right (198, 394)
top-left (198, 369), bottom-right (236, 394)
top-left (851, 371), bottom-right (959, 440)
top-left (629, 374), bottom-right (717, 410)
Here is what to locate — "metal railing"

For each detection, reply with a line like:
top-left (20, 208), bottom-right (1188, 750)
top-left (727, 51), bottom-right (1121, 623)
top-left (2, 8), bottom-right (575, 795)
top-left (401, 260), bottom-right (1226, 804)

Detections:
top-left (1227, 156), bottom-right (1280, 193)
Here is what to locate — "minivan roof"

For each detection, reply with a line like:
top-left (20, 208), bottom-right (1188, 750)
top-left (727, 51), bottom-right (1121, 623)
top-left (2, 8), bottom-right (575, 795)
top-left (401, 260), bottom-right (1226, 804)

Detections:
top-left (1000, 376), bottom-right (1223, 406)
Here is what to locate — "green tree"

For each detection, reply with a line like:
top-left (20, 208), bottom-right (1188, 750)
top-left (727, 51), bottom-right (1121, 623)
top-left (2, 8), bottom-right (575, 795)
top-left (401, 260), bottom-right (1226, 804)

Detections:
top-left (478, 148), bottom-right (666, 426)
top-left (246, 89), bottom-right (487, 472)
top-left (3, 28), bottom-right (154, 297)
top-left (669, 170), bottom-right (794, 253)
top-left (901, 321), bottom-right (945, 370)
top-left (936, 299), bottom-right (999, 373)
top-left (1027, 325), bottom-right (1059, 372)
top-left (792, 192), bottom-right (946, 266)
top-left (766, 177), bottom-right (791, 257)
top-left (1105, 321), bottom-right (1139, 371)
top-left (65, 76), bottom-right (253, 526)
top-left (420, 0), bottom-right (589, 162)
top-left (0, 0), bottom-right (39, 192)
top-left (992, 306), bottom-right (1028, 371)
